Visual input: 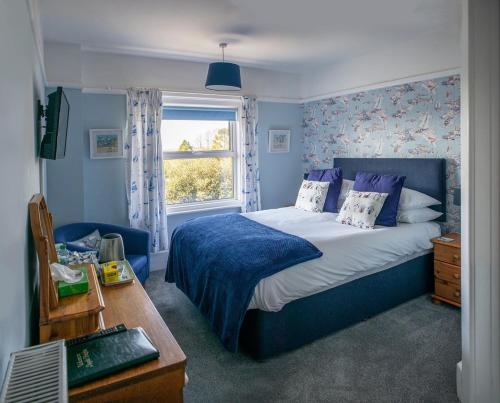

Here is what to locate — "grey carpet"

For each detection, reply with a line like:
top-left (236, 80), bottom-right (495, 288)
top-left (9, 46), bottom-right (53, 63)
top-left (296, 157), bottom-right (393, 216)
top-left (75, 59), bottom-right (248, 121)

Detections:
top-left (145, 270), bottom-right (461, 403)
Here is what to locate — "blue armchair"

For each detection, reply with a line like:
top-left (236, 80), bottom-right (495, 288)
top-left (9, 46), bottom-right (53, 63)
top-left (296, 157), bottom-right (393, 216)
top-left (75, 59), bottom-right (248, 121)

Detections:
top-left (54, 223), bottom-right (151, 284)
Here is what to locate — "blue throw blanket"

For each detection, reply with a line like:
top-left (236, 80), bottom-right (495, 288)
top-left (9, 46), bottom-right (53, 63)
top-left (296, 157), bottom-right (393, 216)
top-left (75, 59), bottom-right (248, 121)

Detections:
top-left (165, 213), bottom-right (322, 351)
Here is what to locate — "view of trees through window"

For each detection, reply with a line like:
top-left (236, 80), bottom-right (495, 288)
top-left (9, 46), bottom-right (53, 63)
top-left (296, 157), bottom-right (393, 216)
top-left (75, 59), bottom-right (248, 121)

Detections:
top-left (163, 120), bottom-right (234, 205)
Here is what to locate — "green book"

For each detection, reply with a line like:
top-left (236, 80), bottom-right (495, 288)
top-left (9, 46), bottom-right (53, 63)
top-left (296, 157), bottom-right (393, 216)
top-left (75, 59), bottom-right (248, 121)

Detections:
top-left (66, 327), bottom-right (160, 388)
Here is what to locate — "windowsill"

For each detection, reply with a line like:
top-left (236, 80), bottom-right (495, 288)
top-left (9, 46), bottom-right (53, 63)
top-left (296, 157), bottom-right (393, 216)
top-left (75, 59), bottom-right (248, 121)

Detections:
top-left (166, 199), bottom-right (242, 216)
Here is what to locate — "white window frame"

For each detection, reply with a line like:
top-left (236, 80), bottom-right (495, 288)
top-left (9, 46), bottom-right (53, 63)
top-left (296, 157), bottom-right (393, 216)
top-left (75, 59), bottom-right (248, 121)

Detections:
top-left (162, 93), bottom-right (242, 214)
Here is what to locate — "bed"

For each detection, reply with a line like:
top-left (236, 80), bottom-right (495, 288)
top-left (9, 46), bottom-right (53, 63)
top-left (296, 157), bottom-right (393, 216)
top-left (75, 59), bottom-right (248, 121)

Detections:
top-left (167, 158), bottom-right (447, 359)
top-left (245, 207), bottom-right (441, 312)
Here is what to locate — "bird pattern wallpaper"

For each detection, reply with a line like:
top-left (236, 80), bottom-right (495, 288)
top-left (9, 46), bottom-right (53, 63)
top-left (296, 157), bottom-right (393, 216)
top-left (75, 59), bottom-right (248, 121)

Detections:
top-left (302, 74), bottom-right (461, 231)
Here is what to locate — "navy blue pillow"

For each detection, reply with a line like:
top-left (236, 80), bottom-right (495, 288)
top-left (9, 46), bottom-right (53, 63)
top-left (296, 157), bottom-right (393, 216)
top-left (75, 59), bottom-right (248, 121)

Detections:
top-left (307, 168), bottom-right (343, 213)
top-left (353, 172), bottom-right (406, 226)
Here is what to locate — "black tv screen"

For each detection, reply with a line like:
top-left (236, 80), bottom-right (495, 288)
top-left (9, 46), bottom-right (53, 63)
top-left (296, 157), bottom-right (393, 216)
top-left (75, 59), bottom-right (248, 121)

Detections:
top-left (40, 87), bottom-right (70, 159)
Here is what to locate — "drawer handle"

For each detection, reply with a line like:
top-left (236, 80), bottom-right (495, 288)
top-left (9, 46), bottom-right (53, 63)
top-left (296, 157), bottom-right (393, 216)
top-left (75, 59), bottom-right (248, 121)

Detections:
top-left (454, 291), bottom-right (460, 297)
top-left (452, 254), bottom-right (459, 263)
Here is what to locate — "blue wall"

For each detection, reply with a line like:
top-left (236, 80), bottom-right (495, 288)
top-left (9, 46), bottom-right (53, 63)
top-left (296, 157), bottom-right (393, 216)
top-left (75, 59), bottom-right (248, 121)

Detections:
top-left (46, 88), bottom-right (85, 225)
top-left (82, 94), bottom-right (128, 226)
top-left (46, 93), bottom-right (303, 238)
top-left (46, 90), bottom-right (128, 227)
top-left (258, 101), bottom-right (304, 209)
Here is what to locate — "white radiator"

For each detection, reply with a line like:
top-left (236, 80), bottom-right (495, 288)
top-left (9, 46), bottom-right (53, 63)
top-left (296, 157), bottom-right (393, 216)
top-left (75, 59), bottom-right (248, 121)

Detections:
top-left (0, 340), bottom-right (67, 403)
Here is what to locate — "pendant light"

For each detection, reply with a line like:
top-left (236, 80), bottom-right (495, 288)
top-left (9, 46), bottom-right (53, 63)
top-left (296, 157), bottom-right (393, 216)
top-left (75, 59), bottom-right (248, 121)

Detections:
top-left (205, 43), bottom-right (242, 91)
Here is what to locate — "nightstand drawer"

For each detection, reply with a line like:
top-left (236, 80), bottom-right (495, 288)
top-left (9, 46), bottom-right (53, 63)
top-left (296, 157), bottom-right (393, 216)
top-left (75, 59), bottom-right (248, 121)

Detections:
top-left (434, 261), bottom-right (461, 285)
top-left (435, 279), bottom-right (461, 304)
top-left (434, 244), bottom-right (461, 266)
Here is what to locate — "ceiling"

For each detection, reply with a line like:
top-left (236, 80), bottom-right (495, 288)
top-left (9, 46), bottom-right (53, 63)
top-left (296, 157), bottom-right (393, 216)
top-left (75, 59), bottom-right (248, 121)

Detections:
top-left (39, 0), bottom-right (461, 74)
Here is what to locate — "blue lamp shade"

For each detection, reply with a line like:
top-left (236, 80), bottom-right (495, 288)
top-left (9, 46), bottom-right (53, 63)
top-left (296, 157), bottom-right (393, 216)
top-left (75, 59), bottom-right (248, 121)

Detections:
top-left (205, 62), bottom-right (241, 91)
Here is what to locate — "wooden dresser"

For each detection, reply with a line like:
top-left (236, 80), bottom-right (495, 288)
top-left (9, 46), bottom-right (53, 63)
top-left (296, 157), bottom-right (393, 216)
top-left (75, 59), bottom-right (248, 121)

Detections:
top-left (53, 266), bottom-right (187, 402)
top-left (431, 232), bottom-right (461, 307)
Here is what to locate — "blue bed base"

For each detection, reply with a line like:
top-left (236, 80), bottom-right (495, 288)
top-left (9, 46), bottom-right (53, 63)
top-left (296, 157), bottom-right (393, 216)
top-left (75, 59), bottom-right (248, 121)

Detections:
top-left (240, 253), bottom-right (434, 359)
top-left (239, 158), bottom-right (446, 359)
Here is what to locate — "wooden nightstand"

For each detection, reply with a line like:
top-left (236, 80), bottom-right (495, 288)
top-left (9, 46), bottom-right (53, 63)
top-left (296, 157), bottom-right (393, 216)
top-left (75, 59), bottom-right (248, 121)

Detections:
top-left (431, 232), bottom-right (461, 307)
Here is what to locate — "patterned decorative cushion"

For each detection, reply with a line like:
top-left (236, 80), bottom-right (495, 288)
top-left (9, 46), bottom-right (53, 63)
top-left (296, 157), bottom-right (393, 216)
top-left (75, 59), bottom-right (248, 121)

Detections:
top-left (307, 168), bottom-right (343, 213)
top-left (336, 190), bottom-right (388, 229)
top-left (295, 180), bottom-right (330, 212)
top-left (67, 229), bottom-right (102, 251)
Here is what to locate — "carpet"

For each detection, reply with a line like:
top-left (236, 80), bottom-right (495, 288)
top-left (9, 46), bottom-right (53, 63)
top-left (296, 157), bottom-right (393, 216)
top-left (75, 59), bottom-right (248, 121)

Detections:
top-left (145, 270), bottom-right (461, 403)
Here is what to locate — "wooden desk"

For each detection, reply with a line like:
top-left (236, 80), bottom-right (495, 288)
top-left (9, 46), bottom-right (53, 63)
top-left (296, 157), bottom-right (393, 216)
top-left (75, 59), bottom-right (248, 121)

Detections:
top-left (68, 273), bottom-right (187, 402)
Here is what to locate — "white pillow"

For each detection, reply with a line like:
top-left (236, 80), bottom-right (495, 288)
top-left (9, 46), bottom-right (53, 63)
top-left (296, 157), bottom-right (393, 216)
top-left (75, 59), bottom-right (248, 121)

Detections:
top-left (398, 187), bottom-right (441, 210)
top-left (397, 207), bottom-right (443, 223)
top-left (295, 180), bottom-right (330, 212)
top-left (337, 179), bottom-right (441, 211)
top-left (336, 190), bottom-right (388, 229)
top-left (337, 179), bottom-right (354, 209)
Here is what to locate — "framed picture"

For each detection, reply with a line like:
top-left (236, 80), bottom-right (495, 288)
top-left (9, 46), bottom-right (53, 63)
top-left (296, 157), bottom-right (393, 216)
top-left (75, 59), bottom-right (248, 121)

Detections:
top-left (89, 129), bottom-right (124, 159)
top-left (268, 129), bottom-right (291, 153)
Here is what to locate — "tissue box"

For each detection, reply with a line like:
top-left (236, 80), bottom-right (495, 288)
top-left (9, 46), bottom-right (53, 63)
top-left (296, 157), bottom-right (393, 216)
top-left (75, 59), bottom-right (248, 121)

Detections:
top-left (58, 266), bottom-right (89, 298)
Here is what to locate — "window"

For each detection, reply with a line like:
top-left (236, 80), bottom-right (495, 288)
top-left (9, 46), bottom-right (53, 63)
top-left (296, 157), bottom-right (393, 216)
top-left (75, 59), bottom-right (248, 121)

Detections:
top-left (162, 102), bottom-right (240, 211)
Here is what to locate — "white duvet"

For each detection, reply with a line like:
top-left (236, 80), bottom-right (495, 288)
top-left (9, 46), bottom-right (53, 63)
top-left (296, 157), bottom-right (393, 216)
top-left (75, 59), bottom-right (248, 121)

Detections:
top-left (243, 207), bottom-right (441, 312)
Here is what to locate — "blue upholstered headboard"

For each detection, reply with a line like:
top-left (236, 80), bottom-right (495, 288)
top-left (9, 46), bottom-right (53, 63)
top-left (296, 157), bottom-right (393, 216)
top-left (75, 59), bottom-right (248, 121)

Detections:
top-left (333, 158), bottom-right (447, 222)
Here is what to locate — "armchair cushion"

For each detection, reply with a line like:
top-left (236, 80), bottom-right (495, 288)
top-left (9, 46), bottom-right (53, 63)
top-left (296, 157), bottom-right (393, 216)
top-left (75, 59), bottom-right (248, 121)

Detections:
top-left (67, 229), bottom-right (101, 251)
top-left (54, 222), bottom-right (151, 283)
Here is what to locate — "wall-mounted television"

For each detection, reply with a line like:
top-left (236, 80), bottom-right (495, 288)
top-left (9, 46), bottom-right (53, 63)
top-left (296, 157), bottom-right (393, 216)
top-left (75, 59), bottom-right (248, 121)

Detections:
top-left (40, 87), bottom-right (70, 160)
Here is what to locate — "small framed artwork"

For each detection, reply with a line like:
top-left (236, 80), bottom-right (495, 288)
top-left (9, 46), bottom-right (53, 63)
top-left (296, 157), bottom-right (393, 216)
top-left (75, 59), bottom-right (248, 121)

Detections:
top-left (89, 129), bottom-right (124, 159)
top-left (268, 129), bottom-right (291, 153)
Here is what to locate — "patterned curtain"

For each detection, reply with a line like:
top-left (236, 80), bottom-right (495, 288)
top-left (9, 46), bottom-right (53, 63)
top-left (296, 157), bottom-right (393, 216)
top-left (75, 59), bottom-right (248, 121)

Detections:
top-left (240, 97), bottom-right (261, 212)
top-left (125, 89), bottom-right (168, 252)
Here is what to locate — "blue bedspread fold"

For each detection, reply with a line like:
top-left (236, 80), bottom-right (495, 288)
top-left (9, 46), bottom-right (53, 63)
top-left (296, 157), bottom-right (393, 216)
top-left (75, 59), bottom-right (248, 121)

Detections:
top-left (165, 213), bottom-right (322, 351)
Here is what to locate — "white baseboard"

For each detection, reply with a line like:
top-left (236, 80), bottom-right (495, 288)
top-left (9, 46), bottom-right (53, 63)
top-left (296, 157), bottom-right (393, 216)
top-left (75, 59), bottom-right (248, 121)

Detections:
top-left (150, 250), bottom-right (168, 272)
top-left (456, 361), bottom-right (463, 402)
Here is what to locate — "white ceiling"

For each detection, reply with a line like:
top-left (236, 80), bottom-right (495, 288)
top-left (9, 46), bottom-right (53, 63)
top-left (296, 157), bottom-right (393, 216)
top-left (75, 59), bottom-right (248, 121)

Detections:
top-left (39, 0), bottom-right (461, 74)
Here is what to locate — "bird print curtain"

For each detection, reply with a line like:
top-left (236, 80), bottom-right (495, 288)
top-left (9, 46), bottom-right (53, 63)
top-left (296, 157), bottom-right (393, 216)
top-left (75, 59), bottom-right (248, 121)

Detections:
top-left (125, 88), bottom-right (168, 252)
top-left (240, 97), bottom-right (261, 212)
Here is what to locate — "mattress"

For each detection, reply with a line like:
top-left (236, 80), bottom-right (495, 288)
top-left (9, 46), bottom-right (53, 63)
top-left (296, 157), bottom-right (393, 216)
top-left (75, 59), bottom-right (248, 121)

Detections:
top-left (244, 207), bottom-right (441, 312)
